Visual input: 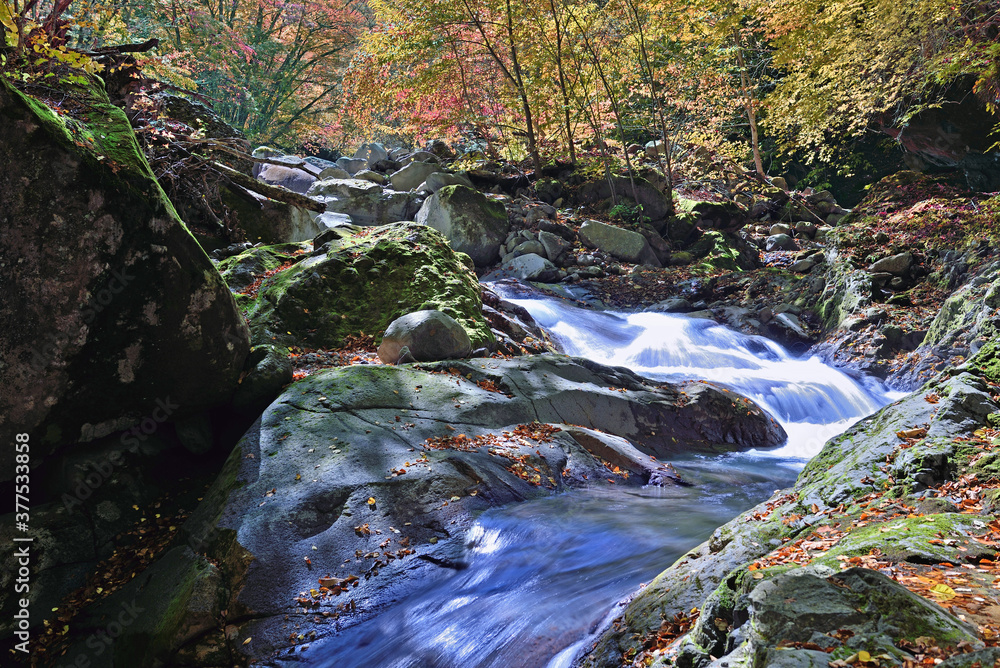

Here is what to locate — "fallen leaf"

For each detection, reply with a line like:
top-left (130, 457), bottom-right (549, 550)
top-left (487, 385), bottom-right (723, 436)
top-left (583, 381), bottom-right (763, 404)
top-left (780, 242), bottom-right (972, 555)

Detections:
top-left (929, 583), bottom-right (956, 600)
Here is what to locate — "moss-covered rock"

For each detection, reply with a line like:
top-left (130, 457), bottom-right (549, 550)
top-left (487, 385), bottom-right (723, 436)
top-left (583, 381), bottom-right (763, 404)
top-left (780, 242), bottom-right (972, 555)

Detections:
top-left (686, 230), bottom-right (761, 272)
top-left (0, 76), bottom-right (249, 464)
top-left (679, 566), bottom-right (981, 668)
top-left (236, 222), bottom-right (493, 349)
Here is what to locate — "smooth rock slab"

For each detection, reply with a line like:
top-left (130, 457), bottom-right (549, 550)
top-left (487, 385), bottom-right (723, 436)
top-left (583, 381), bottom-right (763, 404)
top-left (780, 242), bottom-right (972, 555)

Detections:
top-left (75, 355), bottom-right (785, 664)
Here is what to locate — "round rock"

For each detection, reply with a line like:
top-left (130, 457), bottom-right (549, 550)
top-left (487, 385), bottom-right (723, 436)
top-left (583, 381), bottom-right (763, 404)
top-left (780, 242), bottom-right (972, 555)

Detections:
top-left (378, 310), bottom-right (472, 364)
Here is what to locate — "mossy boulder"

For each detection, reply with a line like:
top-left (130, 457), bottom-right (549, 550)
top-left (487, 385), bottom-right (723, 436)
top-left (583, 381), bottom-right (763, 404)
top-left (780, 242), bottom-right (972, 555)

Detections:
top-left (236, 222), bottom-right (493, 349)
top-left (216, 241), bottom-right (309, 293)
top-left (676, 566), bottom-right (980, 668)
top-left (0, 76), bottom-right (249, 467)
top-left (686, 230), bottom-right (760, 272)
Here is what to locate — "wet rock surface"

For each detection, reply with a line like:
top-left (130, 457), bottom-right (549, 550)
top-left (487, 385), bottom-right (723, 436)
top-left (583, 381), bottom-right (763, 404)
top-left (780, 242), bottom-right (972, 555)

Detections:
top-left (67, 354), bottom-right (785, 664)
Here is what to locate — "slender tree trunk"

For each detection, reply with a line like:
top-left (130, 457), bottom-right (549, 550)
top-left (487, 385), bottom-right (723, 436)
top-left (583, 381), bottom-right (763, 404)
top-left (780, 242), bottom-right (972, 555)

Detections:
top-left (571, 11), bottom-right (638, 203)
top-left (548, 0), bottom-right (575, 162)
top-left (624, 0), bottom-right (674, 214)
top-left (505, 0), bottom-right (542, 174)
top-left (733, 30), bottom-right (765, 179)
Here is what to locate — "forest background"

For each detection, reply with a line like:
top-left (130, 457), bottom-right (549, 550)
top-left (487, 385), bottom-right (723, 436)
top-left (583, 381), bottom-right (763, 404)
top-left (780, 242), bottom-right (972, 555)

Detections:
top-left (1, 0), bottom-right (998, 197)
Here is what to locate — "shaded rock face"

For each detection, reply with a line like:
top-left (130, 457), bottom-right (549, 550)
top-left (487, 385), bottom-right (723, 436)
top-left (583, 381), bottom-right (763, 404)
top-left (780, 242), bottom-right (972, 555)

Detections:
top-left (377, 309), bottom-right (473, 363)
top-left (415, 185), bottom-right (511, 266)
top-left (230, 222), bottom-right (493, 350)
top-left (893, 94), bottom-right (1000, 191)
top-left (0, 77), bottom-right (249, 468)
top-left (73, 354), bottom-right (783, 665)
top-left (687, 230), bottom-right (761, 271)
top-left (221, 187), bottom-right (320, 244)
top-left (575, 176), bottom-right (672, 223)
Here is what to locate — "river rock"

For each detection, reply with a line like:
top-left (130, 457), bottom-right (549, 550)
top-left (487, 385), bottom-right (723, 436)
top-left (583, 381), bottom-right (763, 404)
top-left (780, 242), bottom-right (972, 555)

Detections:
top-left (645, 298), bottom-right (693, 313)
top-left (766, 233), bottom-right (797, 251)
top-left (538, 230), bottom-right (572, 263)
top-left (510, 239), bottom-right (546, 258)
top-left (575, 176), bottom-right (672, 223)
top-left (869, 251), bottom-right (913, 276)
top-left (256, 163), bottom-right (317, 194)
top-left (352, 169), bottom-right (386, 185)
top-left (318, 165), bottom-right (351, 179)
top-left (377, 310), bottom-right (472, 363)
top-left (353, 142), bottom-right (389, 169)
top-left (415, 185), bottom-right (510, 267)
top-left (222, 187), bottom-right (322, 244)
top-left (231, 344), bottom-right (294, 412)
top-left (66, 354), bottom-right (785, 664)
top-left (0, 77), bottom-right (249, 468)
top-left (336, 156), bottom-right (368, 175)
top-left (216, 241), bottom-right (310, 293)
top-left (233, 222), bottom-right (492, 349)
top-left (390, 161), bottom-right (442, 191)
top-left (691, 200), bottom-right (748, 232)
top-left (307, 178), bottom-right (423, 226)
top-left (501, 253), bottom-right (559, 282)
top-left (578, 220), bottom-right (661, 267)
top-left (418, 171), bottom-right (475, 193)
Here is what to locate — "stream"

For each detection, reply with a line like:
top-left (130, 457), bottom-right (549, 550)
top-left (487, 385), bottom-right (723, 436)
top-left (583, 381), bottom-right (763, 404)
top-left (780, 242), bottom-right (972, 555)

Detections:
top-left (314, 287), bottom-right (903, 668)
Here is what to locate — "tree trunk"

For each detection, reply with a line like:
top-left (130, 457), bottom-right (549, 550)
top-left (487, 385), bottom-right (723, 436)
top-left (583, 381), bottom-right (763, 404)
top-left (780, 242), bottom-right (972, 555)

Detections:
top-left (734, 31), bottom-right (766, 179)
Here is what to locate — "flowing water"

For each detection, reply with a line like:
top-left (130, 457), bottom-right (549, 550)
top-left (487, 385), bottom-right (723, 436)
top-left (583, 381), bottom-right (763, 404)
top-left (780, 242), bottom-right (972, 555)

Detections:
top-left (314, 287), bottom-right (903, 668)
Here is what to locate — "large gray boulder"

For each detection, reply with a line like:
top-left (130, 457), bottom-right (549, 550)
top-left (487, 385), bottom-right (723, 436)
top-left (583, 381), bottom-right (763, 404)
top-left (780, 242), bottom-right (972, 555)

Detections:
top-left (538, 230), bottom-right (572, 262)
top-left (307, 178), bottom-right (423, 226)
top-left (377, 309), bottom-right (472, 363)
top-left (415, 185), bottom-right (511, 266)
top-left (336, 156), bottom-right (368, 175)
top-left (502, 253), bottom-right (558, 281)
top-left (390, 161), bottom-right (442, 191)
top-left (578, 219), bottom-right (662, 267)
top-left (63, 355), bottom-right (784, 664)
top-left (256, 163), bottom-right (317, 194)
top-left (869, 251), bottom-right (913, 276)
top-left (0, 77), bottom-right (249, 469)
top-left (353, 142), bottom-right (389, 169)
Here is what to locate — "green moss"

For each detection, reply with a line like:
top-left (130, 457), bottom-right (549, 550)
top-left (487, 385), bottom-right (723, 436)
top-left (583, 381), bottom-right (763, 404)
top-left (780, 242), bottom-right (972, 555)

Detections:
top-left (969, 339), bottom-right (1000, 385)
top-left (687, 230), bottom-right (755, 272)
top-left (241, 223), bottom-right (492, 349)
top-left (813, 514), bottom-right (988, 566)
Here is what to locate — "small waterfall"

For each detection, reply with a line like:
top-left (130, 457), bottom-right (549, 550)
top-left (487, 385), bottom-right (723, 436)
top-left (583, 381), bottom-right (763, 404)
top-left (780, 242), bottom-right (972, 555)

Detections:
top-left (500, 290), bottom-right (901, 460)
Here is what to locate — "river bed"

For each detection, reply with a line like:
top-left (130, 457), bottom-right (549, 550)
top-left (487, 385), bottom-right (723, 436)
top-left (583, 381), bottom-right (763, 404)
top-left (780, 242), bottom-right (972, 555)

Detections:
top-left (312, 287), bottom-right (903, 668)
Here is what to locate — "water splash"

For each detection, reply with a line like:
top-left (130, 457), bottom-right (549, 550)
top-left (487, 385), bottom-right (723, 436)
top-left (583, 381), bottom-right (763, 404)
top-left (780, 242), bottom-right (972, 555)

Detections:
top-left (502, 291), bottom-right (902, 460)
